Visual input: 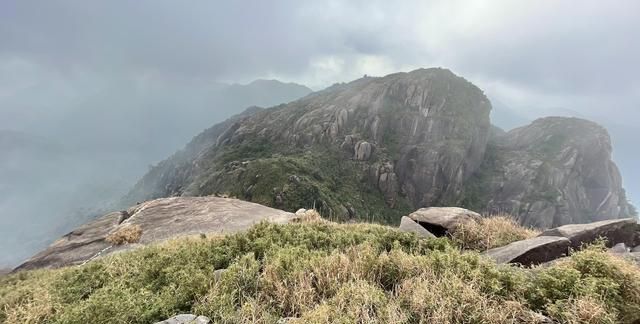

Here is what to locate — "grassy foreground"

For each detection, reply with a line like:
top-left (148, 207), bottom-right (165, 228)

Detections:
top-left (1, 217), bottom-right (639, 324)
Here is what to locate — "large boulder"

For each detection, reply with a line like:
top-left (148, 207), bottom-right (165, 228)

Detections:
top-left (354, 141), bottom-right (374, 161)
top-left (154, 314), bottom-right (210, 324)
top-left (15, 197), bottom-right (295, 271)
top-left (407, 207), bottom-right (481, 236)
top-left (540, 218), bottom-right (640, 249)
top-left (398, 216), bottom-right (435, 238)
top-left (484, 236), bottom-right (571, 266)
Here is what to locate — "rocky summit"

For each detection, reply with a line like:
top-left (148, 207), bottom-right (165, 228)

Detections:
top-left (474, 117), bottom-right (634, 228)
top-left (124, 68), bottom-right (634, 227)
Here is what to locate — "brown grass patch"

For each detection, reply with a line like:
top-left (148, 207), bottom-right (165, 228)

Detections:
top-left (105, 224), bottom-right (142, 245)
top-left (453, 214), bottom-right (540, 250)
top-left (292, 209), bottom-right (325, 223)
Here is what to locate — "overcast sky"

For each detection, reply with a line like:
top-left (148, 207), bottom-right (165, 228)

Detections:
top-left (1, 0), bottom-right (639, 203)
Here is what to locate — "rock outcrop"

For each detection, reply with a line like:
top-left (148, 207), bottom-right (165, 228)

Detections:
top-left (470, 117), bottom-right (634, 228)
top-left (484, 236), bottom-right (571, 266)
top-left (123, 69), bottom-right (634, 227)
top-left (485, 217), bottom-right (640, 266)
top-left (540, 218), bottom-right (640, 249)
top-left (125, 68), bottom-right (492, 222)
top-left (407, 207), bottom-right (480, 236)
top-left (398, 216), bottom-right (436, 238)
top-left (14, 197), bottom-right (294, 271)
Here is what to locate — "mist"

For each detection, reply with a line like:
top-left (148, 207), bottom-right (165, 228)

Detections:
top-left (1, 0), bottom-right (639, 268)
top-left (0, 80), bottom-right (310, 267)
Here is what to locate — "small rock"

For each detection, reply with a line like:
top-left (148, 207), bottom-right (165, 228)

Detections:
top-left (295, 208), bottom-right (307, 216)
top-left (274, 193), bottom-right (284, 205)
top-left (154, 314), bottom-right (211, 324)
top-left (625, 252), bottom-right (640, 266)
top-left (346, 204), bottom-right (356, 218)
top-left (484, 236), bottom-right (571, 266)
top-left (398, 216), bottom-right (435, 238)
top-left (632, 245), bottom-right (640, 253)
top-left (529, 312), bottom-right (555, 324)
top-left (340, 135), bottom-right (357, 153)
top-left (288, 175), bottom-right (300, 183)
top-left (610, 243), bottom-right (629, 254)
top-left (407, 207), bottom-right (481, 236)
top-left (213, 269), bottom-right (226, 281)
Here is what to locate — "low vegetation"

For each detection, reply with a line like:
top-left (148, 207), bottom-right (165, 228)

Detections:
top-left (1, 218), bottom-right (639, 323)
top-left (105, 224), bottom-right (143, 245)
top-left (197, 147), bottom-right (414, 223)
top-left (452, 215), bottom-right (540, 250)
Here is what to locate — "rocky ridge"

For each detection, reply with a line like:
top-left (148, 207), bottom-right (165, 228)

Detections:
top-left (471, 117), bottom-right (634, 228)
top-left (15, 197), bottom-right (294, 271)
top-left (398, 207), bottom-right (640, 266)
top-left (125, 68), bottom-right (634, 227)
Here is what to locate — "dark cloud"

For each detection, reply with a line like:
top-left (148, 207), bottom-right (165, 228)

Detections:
top-left (0, 1), bottom-right (638, 221)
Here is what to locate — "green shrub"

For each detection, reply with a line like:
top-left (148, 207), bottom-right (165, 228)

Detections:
top-left (1, 221), bottom-right (639, 323)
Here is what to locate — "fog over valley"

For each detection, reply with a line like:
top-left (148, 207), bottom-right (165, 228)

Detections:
top-left (1, 0), bottom-right (638, 269)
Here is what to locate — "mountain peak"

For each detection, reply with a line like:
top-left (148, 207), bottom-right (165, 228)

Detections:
top-left (125, 68), bottom-right (633, 227)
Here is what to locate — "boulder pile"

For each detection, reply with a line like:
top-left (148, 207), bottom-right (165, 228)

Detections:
top-left (399, 207), bottom-right (640, 266)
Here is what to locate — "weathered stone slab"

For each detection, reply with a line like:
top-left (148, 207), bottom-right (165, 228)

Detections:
top-left (407, 207), bottom-right (480, 236)
top-left (625, 252), bottom-right (640, 266)
top-left (398, 216), bottom-right (435, 238)
top-left (610, 243), bottom-right (629, 254)
top-left (540, 218), bottom-right (640, 249)
top-left (154, 314), bottom-right (210, 324)
top-left (484, 236), bottom-right (571, 266)
top-left (15, 197), bottom-right (295, 271)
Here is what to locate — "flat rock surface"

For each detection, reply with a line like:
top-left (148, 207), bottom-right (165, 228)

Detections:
top-left (15, 197), bottom-right (295, 271)
top-left (155, 314), bottom-right (210, 324)
top-left (407, 207), bottom-right (480, 236)
top-left (398, 216), bottom-right (435, 238)
top-left (625, 252), bottom-right (640, 266)
top-left (540, 218), bottom-right (640, 249)
top-left (484, 236), bottom-right (571, 266)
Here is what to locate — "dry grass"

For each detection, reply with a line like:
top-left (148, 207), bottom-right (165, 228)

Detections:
top-left (105, 224), bottom-right (143, 245)
top-left (292, 209), bottom-right (325, 223)
top-left (453, 214), bottom-right (541, 250)
top-left (546, 296), bottom-right (617, 324)
top-left (1, 221), bottom-right (639, 324)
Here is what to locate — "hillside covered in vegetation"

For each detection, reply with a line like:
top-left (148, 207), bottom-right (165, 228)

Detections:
top-left (3, 215), bottom-right (639, 324)
top-left (125, 69), bottom-right (635, 228)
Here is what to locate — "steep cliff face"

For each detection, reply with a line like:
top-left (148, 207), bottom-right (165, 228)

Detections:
top-left (126, 68), bottom-right (492, 222)
top-left (460, 117), bottom-right (633, 228)
top-left (125, 69), bottom-right (634, 227)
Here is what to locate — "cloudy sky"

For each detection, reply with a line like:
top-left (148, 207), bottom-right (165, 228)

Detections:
top-left (1, 0), bottom-right (639, 204)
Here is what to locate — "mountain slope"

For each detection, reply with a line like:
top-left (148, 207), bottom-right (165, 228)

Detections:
top-left (125, 68), bottom-right (634, 226)
top-left (459, 117), bottom-right (633, 228)
top-left (126, 68), bottom-right (492, 222)
top-left (0, 80), bottom-right (312, 269)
